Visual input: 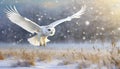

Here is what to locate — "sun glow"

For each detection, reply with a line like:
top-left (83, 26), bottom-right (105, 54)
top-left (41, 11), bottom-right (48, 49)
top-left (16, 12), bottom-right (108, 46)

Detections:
top-left (42, 1), bottom-right (59, 8)
top-left (94, 0), bottom-right (120, 23)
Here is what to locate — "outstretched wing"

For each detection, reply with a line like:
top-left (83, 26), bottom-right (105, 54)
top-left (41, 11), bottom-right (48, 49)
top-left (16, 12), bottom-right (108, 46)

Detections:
top-left (48, 5), bottom-right (86, 28)
top-left (5, 6), bottom-right (41, 34)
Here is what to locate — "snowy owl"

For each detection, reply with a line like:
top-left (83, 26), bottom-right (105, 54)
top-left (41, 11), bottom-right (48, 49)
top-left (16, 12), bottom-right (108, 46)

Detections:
top-left (5, 5), bottom-right (86, 46)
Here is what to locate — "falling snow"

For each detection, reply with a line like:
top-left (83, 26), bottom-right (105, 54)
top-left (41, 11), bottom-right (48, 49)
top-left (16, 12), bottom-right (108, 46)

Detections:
top-left (1, 31), bottom-right (4, 34)
top-left (0, 0), bottom-right (120, 69)
top-left (14, 36), bottom-right (17, 38)
top-left (0, 0), bottom-right (120, 43)
top-left (82, 36), bottom-right (86, 40)
top-left (83, 32), bottom-right (86, 34)
top-left (118, 27), bottom-right (120, 30)
top-left (101, 27), bottom-right (105, 31)
top-left (85, 21), bottom-right (90, 26)
top-left (73, 6), bottom-right (76, 10)
top-left (67, 30), bottom-right (70, 33)
top-left (38, 18), bottom-right (41, 21)
top-left (40, 15), bottom-right (43, 18)
top-left (96, 33), bottom-right (99, 36)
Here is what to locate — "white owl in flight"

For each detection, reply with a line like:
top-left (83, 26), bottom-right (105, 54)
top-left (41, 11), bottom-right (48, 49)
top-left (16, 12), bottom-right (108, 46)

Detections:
top-left (5, 5), bottom-right (86, 46)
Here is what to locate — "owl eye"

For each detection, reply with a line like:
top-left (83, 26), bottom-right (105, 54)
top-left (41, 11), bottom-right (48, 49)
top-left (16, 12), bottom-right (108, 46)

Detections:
top-left (48, 29), bottom-right (51, 31)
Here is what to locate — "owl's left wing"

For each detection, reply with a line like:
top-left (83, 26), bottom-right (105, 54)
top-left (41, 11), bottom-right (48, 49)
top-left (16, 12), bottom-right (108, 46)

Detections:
top-left (48, 5), bottom-right (86, 28)
top-left (5, 6), bottom-right (41, 34)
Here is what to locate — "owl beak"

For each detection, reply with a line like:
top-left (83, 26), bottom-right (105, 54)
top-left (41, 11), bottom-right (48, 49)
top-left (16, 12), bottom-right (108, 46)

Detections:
top-left (51, 32), bottom-right (53, 34)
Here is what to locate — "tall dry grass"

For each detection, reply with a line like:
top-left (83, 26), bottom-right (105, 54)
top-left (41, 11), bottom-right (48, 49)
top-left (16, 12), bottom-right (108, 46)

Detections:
top-left (0, 51), bottom-right (4, 60)
top-left (0, 46), bottom-right (119, 68)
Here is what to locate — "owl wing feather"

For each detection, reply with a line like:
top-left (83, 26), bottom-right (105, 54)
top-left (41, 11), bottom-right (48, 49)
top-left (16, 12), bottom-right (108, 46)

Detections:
top-left (48, 5), bottom-right (86, 28)
top-left (5, 6), bottom-right (41, 34)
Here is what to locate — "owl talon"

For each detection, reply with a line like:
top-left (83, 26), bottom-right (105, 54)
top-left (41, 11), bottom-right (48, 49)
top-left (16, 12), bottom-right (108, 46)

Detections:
top-left (43, 43), bottom-right (46, 46)
top-left (40, 43), bottom-right (42, 46)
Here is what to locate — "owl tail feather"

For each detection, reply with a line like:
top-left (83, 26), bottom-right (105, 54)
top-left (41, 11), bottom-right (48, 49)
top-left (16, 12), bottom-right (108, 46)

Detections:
top-left (27, 35), bottom-right (50, 46)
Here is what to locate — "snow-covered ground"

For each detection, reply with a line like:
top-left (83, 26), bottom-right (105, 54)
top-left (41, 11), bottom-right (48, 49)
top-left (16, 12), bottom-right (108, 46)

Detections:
top-left (0, 59), bottom-right (115, 69)
top-left (0, 42), bottom-right (119, 69)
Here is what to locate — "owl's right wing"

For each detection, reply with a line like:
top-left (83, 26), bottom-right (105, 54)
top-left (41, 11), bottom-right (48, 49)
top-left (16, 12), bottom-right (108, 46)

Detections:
top-left (48, 5), bottom-right (86, 28)
top-left (5, 6), bottom-right (41, 34)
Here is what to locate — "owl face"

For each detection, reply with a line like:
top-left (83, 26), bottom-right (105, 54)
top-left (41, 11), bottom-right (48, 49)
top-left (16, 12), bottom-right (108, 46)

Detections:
top-left (47, 28), bottom-right (55, 36)
top-left (42, 26), bottom-right (55, 36)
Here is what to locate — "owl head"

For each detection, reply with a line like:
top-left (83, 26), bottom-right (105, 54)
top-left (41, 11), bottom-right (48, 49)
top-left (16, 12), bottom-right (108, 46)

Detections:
top-left (42, 26), bottom-right (55, 36)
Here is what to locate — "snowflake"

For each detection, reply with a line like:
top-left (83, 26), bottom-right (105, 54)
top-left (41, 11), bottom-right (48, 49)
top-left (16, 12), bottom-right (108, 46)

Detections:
top-left (29, 34), bottom-right (32, 37)
top-left (110, 11), bottom-right (114, 15)
top-left (82, 36), bottom-right (86, 40)
top-left (38, 18), bottom-right (41, 21)
top-left (73, 6), bottom-right (76, 10)
top-left (64, 36), bottom-right (67, 38)
top-left (72, 0), bottom-right (75, 2)
top-left (18, 39), bottom-right (23, 42)
top-left (118, 27), bottom-right (120, 30)
top-left (53, 18), bottom-right (56, 20)
top-left (101, 27), bottom-right (105, 31)
top-left (96, 33), bottom-right (99, 36)
top-left (49, 17), bottom-right (52, 20)
top-left (14, 36), bottom-right (17, 38)
top-left (15, 0), bottom-right (18, 3)
top-left (55, 0), bottom-right (59, 3)
top-left (44, 13), bottom-right (47, 16)
top-left (95, 10), bottom-right (99, 13)
top-left (67, 30), bottom-right (70, 33)
top-left (41, 15), bottom-right (43, 18)
top-left (112, 31), bottom-right (115, 34)
top-left (99, 12), bottom-right (102, 15)
top-left (36, 14), bottom-right (39, 17)
top-left (76, 22), bottom-right (79, 25)
top-left (83, 32), bottom-right (86, 34)
top-left (90, 7), bottom-right (93, 10)
top-left (1, 31), bottom-right (4, 34)
top-left (100, 33), bottom-right (103, 35)
top-left (96, 27), bottom-right (99, 29)
top-left (74, 29), bottom-right (78, 31)
top-left (85, 21), bottom-right (90, 26)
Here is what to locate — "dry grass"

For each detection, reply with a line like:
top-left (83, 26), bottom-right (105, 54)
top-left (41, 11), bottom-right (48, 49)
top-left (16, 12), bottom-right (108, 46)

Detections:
top-left (0, 51), bottom-right (4, 60)
top-left (0, 46), bottom-right (120, 68)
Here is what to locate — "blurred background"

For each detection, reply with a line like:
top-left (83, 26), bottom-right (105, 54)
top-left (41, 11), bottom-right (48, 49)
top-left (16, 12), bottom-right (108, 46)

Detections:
top-left (0, 0), bottom-right (120, 44)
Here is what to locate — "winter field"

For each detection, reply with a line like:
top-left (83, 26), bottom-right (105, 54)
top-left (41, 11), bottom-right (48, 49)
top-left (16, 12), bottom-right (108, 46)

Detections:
top-left (0, 42), bottom-right (120, 69)
top-left (1, 0), bottom-right (120, 69)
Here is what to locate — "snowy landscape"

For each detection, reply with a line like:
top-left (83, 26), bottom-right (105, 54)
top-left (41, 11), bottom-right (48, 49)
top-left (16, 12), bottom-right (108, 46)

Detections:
top-left (0, 0), bottom-right (120, 69)
top-left (0, 42), bottom-right (119, 69)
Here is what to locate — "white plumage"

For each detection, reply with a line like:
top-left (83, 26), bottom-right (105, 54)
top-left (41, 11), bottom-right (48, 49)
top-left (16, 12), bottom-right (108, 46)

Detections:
top-left (5, 5), bottom-right (86, 46)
